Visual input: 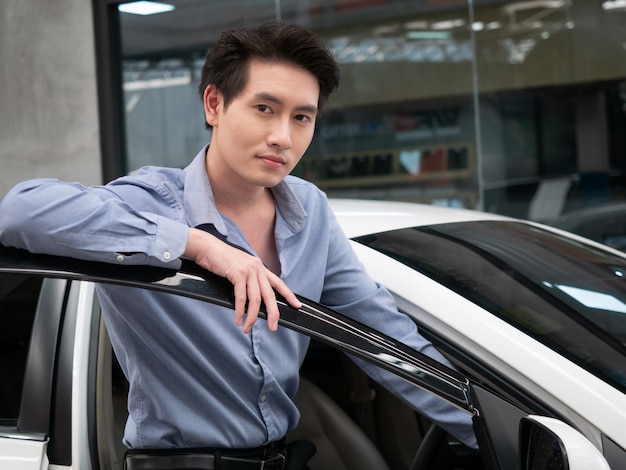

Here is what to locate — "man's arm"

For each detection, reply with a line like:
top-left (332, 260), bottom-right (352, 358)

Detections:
top-left (319, 207), bottom-right (478, 448)
top-left (0, 178), bottom-right (300, 331)
top-left (0, 178), bottom-right (187, 266)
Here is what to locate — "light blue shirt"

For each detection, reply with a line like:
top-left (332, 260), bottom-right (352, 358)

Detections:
top-left (0, 146), bottom-right (476, 449)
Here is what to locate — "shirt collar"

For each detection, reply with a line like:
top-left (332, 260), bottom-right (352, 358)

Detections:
top-left (183, 145), bottom-right (307, 236)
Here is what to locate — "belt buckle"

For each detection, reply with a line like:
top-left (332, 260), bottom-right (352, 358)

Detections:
top-left (259, 452), bottom-right (286, 470)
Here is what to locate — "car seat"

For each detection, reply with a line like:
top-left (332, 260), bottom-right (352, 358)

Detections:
top-left (288, 377), bottom-right (390, 470)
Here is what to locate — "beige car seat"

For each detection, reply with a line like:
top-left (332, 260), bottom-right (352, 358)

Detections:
top-left (288, 377), bottom-right (390, 470)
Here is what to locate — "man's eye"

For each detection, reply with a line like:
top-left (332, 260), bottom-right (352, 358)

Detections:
top-left (257, 104), bottom-right (270, 113)
top-left (295, 114), bottom-right (311, 123)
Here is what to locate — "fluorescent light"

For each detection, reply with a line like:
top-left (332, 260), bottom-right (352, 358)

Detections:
top-left (431, 19), bottom-right (465, 30)
top-left (602, 0), bottom-right (626, 10)
top-left (124, 74), bottom-right (191, 92)
top-left (406, 31), bottom-right (451, 40)
top-left (118, 1), bottom-right (175, 15)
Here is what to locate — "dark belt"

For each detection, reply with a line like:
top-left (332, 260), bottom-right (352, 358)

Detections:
top-left (125, 440), bottom-right (286, 470)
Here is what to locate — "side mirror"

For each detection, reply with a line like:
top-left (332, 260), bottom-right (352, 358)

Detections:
top-left (519, 415), bottom-right (610, 470)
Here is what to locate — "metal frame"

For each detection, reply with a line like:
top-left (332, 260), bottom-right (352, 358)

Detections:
top-left (0, 244), bottom-right (476, 416)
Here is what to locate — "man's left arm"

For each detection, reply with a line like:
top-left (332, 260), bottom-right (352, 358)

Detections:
top-left (320, 210), bottom-right (478, 449)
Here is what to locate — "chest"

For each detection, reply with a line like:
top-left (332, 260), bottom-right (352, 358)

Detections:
top-left (245, 220), bottom-right (280, 275)
top-left (227, 209), bottom-right (280, 275)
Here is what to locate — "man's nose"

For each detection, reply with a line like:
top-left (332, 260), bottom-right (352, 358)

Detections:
top-left (268, 118), bottom-right (292, 149)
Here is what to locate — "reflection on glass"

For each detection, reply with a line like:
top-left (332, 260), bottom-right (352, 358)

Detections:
top-left (356, 220), bottom-right (626, 393)
top-left (556, 284), bottom-right (626, 314)
top-left (117, 1), bottom-right (626, 218)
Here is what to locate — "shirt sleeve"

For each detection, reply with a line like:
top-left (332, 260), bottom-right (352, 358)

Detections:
top-left (0, 177), bottom-right (189, 268)
top-left (320, 205), bottom-right (478, 448)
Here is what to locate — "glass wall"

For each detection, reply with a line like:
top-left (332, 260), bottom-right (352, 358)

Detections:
top-left (113, 0), bottom-right (626, 224)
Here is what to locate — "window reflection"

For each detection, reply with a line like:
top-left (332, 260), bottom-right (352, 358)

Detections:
top-left (555, 284), bottom-right (626, 314)
top-left (117, 0), bottom-right (626, 221)
top-left (355, 220), bottom-right (626, 392)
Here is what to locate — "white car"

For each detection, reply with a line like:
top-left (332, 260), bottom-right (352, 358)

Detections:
top-left (0, 199), bottom-right (624, 469)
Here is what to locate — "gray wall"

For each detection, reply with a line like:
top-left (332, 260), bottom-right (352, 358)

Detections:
top-left (0, 0), bottom-right (101, 197)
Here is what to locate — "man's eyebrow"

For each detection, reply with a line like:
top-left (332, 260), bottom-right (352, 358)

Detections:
top-left (254, 92), bottom-right (318, 114)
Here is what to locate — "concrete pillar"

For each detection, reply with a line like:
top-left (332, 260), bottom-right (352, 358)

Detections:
top-left (0, 0), bottom-right (102, 197)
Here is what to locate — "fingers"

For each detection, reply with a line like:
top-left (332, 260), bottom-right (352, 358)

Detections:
top-left (242, 273), bottom-right (263, 333)
top-left (186, 229), bottom-right (299, 333)
top-left (242, 269), bottom-right (281, 333)
top-left (228, 259), bottom-right (285, 334)
top-left (237, 267), bottom-right (303, 334)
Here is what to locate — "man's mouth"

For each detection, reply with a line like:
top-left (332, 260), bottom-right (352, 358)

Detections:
top-left (258, 155), bottom-right (285, 169)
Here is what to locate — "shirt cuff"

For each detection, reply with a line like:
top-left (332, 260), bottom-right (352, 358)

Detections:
top-left (150, 215), bottom-right (189, 267)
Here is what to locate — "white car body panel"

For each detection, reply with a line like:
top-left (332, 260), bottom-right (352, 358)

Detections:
top-left (0, 438), bottom-right (48, 470)
top-left (70, 282), bottom-right (98, 469)
top-left (328, 199), bottom-right (511, 238)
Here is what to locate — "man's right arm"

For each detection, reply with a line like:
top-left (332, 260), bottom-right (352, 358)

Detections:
top-left (0, 178), bottom-right (187, 268)
top-left (0, 178), bottom-right (301, 330)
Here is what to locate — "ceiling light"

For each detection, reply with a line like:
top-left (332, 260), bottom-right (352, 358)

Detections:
top-left (118, 1), bottom-right (175, 15)
top-left (406, 31), bottom-right (451, 40)
top-left (602, 0), bottom-right (626, 10)
top-left (404, 21), bottom-right (428, 29)
top-left (431, 19), bottom-right (465, 30)
top-left (124, 74), bottom-right (191, 92)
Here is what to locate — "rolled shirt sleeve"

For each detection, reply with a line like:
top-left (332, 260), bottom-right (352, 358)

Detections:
top-left (0, 177), bottom-right (189, 268)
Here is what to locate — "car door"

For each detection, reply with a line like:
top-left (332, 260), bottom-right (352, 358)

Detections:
top-left (0, 244), bottom-right (611, 469)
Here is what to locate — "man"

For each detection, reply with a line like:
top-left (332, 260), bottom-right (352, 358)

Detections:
top-left (0, 21), bottom-right (476, 469)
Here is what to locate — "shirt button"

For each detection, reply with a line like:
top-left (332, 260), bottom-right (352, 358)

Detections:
top-left (116, 254), bottom-right (125, 262)
top-left (163, 251), bottom-right (171, 260)
top-left (261, 395), bottom-right (267, 402)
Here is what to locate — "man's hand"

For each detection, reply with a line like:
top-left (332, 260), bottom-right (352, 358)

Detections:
top-left (184, 227), bottom-right (302, 332)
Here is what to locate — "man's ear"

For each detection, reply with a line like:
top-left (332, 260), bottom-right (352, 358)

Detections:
top-left (203, 84), bottom-right (222, 127)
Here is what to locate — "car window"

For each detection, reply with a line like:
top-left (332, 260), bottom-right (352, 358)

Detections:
top-left (355, 221), bottom-right (626, 393)
top-left (0, 273), bottom-right (42, 424)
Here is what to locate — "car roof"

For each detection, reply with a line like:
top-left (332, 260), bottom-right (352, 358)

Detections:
top-left (328, 198), bottom-right (513, 238)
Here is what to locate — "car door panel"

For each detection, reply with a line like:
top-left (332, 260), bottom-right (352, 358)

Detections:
top-left (0, 435), bottom-right (49, 470)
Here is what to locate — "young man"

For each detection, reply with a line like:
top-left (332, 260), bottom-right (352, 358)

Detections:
top-left (0, 22), bottom-right (476, 469)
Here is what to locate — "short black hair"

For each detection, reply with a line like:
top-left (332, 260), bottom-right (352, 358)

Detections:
top-left (198, 21), bottom-right (340, 128)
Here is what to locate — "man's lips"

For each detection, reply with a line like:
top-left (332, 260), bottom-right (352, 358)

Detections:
top-left (258, 155), bottom-right (285, 169)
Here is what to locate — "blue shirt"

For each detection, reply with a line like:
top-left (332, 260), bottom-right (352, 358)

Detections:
top-left (0, 146), bottom-right (477, 449)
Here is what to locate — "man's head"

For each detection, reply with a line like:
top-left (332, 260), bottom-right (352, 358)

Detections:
top-left (198, 21), bottom-right (340, 129)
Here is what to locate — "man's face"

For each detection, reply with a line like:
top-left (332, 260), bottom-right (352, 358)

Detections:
top-left (204, 59), bottom-right (320, 190)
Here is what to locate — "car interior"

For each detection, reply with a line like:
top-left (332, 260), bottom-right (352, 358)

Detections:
top-left (93, 304), bottom-right (482, 470)
top-left (96, 316), bottom-right (425, 470)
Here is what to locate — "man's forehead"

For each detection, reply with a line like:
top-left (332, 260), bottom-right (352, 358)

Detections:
top-left (243, 60), bottom-right (320, 106)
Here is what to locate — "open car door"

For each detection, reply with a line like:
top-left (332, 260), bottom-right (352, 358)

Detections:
top-left (0, 245), bottom-right (612, 469)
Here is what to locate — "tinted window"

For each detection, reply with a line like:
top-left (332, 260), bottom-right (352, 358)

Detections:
top-left (355, 221), bottom-right (626, 393)
top-left (0, 273), bottom-right (42, 424)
